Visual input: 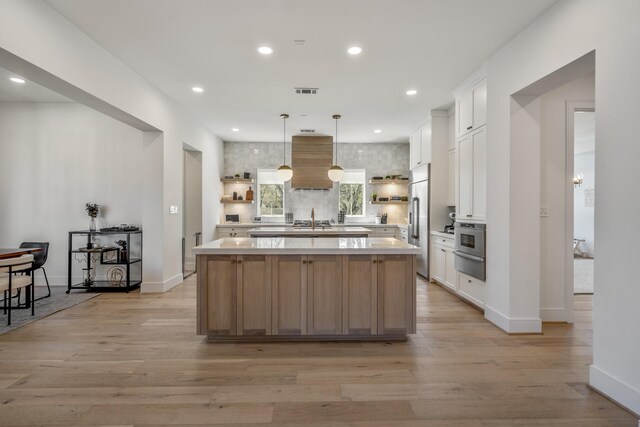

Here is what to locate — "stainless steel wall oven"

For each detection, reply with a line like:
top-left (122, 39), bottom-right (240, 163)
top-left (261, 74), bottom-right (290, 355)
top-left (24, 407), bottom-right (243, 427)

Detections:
top-left (454, 222), bottom-right (486, 281)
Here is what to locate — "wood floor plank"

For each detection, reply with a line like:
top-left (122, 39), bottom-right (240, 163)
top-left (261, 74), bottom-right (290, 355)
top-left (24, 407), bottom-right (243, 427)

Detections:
top-left (0, 276), bottom-right (635, 426)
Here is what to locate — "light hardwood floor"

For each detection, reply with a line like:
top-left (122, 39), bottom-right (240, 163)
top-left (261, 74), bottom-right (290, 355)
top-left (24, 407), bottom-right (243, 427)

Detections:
top-left (0, 276), bottom-right (636, 426)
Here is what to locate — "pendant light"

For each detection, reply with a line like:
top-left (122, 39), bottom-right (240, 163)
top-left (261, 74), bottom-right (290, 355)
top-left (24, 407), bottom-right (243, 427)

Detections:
top-left (276, 113), bottom-right (293, 181)
top-left (328, 114), bottom-right (344, 182)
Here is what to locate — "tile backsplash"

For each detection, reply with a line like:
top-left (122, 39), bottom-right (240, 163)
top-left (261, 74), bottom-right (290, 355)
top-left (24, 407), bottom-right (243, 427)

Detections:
top-left (222, 141), bottom-right (410, 224)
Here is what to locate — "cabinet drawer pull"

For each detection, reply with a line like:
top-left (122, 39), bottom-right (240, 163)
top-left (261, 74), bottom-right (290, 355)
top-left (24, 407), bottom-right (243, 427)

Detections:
top-left (237, 260), bottom-right (242, 264)
top-left (308, 260), bottom-right (313, 264)
top-left (302, 260), bottom-right (307, 264)
top-left (231, 259), bottom-right (236, 264)
top-left (378, 260), bottom-right (384, 264)
top-left (467, 126), bottom-right (473, 130)
top-left (441, 249), bottom-right (445, 252)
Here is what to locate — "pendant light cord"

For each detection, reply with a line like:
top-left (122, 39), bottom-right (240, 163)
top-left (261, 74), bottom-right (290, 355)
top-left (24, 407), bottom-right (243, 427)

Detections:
top-left (283, 115), bottom-right (286, 164)
top-left (335, 117), bottom-right (338, 164)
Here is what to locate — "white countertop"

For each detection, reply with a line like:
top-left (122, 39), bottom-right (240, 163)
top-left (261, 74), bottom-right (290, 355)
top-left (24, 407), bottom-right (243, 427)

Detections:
top-left (431, 231), bottom-right (455, 239)
top-left (247, 226), bottom-right (372, 236)
top-left (193, 237), bottom-right (421, 255)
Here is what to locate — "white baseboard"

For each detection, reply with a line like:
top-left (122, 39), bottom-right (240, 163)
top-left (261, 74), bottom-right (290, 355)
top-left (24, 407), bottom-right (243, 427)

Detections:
top-left (540, 308), bottom-right (571, 323)
top-left (141, 273), bottom-right (183, 293)
top-left (590, 365), bottom-right (640, 417)
top-left (484, 305), bottom-right (542, 333)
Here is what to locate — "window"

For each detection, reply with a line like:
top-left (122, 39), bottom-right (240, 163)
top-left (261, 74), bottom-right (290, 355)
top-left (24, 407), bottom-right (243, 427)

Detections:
top-left (257, 169), bottom-right (285, 216)
top-left (339, 170), bottom-right (366, 216)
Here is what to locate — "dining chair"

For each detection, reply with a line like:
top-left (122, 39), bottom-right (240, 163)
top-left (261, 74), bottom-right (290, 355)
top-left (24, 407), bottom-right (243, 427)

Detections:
top-left (0, 254), bottom-right (35, 325)
top-left (19, 242), bottom-right (50, 300)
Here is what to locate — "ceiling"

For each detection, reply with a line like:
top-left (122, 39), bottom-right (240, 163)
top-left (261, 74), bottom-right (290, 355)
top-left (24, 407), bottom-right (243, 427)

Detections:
top-left (45, 0), bottom-right (558, 143)
top-left (0, 66), bottom-right (72, 103)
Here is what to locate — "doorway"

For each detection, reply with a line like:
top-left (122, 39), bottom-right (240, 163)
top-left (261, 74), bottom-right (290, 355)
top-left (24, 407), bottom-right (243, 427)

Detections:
top-left (183, 146), bottom-right (202, 279)
top-left (570, 109), bottom-right (595, 294)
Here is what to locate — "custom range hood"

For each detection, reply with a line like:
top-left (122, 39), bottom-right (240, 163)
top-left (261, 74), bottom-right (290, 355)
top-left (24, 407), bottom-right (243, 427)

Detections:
top-left (290, 135), bottom-right (333, 190)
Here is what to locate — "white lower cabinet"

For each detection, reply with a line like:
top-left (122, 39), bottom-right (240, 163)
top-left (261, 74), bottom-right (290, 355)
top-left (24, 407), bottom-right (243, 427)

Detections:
top-left (430, 234), bottom-right (456, 292)
top-left (456, 272), bottom-right (485, 309)
top-left (374, 227), bottom-right (397, 237)
top-left (430, 233), bottom-right (485, 310)
top-left (215, 227), bottom-right (248, 239)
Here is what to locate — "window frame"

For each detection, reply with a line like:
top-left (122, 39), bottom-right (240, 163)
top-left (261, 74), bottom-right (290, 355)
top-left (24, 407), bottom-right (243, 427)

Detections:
top-left (338, 169), bottom-right (366, 217)
top-left (257, 169), bottom-right (286, 217)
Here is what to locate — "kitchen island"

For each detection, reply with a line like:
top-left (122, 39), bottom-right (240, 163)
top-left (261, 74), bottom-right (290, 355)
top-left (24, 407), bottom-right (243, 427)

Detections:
top-left (194, 237), bottom-right (419, 342)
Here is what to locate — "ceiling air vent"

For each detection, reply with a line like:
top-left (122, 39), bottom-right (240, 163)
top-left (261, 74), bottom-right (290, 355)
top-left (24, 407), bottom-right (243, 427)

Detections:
top-left (299, 129), bottom-right (315, 133)
top-left (294, 87), bottom-right (318, 95)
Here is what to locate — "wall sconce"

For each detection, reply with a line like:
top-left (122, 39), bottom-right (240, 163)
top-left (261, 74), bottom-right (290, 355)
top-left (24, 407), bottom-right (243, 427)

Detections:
top-left (573, 173), bottom-right (584, 188)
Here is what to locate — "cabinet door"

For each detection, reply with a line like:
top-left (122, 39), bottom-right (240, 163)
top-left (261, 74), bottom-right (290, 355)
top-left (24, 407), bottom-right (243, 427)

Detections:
top-left (471, 127), bottom-right (486, 221)
top-left (431, 244), bottom-right (446, 284)
top-left (237, 255), bottom-right (271, 336)
top-left (458, 134), bottom-right (473, 219)
top-left (457, 89), bottom-right (474, 136)
top-left (307, 255), bottom-right (343, 335)
top-left (420, 123), bottom-right (432, 164)
top-left (444, 249), bottom-right (457, 291)
top-left (448, 112), bottom-right (456, 151)
top-left (377, 255), bottom-right (415, 335)
top-left (447, 148), bottom-right (456, 206)
top-left (271, 255), bottom-right (306, 335)
top-left (342, 255), bottom-right (377, 335)
top-left (205, 255), bottom-right (237, 335)
top-left (457, 272), bottom-right (485, 309)
top-left (410, 128), bottom-right (422, 169)
top-left (472, 79), bottom-right (487, 129)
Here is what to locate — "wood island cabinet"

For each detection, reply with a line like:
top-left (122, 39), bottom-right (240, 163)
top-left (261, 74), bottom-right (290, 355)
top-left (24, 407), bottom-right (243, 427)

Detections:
top-left (271, 255), bottom-right (306, 335)
top-left (237, 255), bottom-right (271, 336)
top-left (197, 253), bottom-right (416, 341)
top-left (203, 255), bottom-right (237, 335)
top-left (343, 255), bottom-right (378, 335)
top-left (377, 254), bottom-right (415, 335)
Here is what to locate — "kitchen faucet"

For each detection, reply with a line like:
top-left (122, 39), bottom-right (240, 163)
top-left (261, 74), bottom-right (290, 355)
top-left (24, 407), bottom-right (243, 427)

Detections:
top-left (311, 208), bottom-right (315, 230)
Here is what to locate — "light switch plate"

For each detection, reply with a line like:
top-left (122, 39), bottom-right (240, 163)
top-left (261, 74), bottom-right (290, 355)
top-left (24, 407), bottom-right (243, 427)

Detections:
top-left (540, 206), bottom-right (549, 217)
top-left (170, 205), bottom-right (178, 214)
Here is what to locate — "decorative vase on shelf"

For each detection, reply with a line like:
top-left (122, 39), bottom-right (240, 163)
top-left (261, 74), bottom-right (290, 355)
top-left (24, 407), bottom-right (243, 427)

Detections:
top-left (89, 217), bottom-right (97, 231)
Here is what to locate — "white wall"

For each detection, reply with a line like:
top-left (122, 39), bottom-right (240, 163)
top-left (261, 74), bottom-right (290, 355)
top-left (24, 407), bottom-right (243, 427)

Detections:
top-left (539, 73), bottom-right (595, 321)
top-left (574, 150), bottom-right (595, 257)
top-left (183, 149), bottom-right (202, 270)
top-left (0, 102), bottom-right (143, 285)
top-left (0, 0), bottom-right (224, 292)
top-left (474, 0), bottom-right (640, 413)
top-left (223, 141), bottom-right (410, 224)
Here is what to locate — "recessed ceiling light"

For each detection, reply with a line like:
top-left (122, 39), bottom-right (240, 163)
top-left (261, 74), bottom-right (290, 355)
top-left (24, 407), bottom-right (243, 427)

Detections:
top-left (406, 89), bottom-right (417, 95)
top-left (374, 129), bottom-right (382, 133)
top-left (10, 77), bottom-right (26, 84)
top-left (347, 46), bottom-right (362, 55)
top-left (258, 46), bottom-right (273, 55)
top-left (232, 128), bottom-right (239, 132)
top-left (192, 86), bottom-right (204, 93)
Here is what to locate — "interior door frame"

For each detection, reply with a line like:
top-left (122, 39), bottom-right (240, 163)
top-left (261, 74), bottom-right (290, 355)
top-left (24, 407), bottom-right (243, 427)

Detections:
top-left (565, 101), bottom-right (595, 323)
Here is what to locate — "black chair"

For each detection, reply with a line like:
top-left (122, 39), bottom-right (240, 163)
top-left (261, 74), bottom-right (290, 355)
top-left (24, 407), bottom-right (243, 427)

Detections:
top-left (19, 242), bottom-right (50, 301)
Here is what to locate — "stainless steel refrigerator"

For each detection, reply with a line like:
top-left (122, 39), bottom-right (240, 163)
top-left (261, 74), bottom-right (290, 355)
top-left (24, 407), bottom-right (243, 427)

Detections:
top-left (408, 164), bottom-right (429, 277)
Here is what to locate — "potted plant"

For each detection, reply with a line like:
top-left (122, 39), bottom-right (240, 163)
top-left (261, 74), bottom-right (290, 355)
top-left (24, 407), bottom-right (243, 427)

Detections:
top-left (372, 193), bottom-right (378, 202)
top-left (85, 203), bottom-right (99, 231)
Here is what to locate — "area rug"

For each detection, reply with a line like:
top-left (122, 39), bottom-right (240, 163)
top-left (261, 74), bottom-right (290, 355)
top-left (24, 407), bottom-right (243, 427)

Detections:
top-left (0, 287), bottom-right (99, 335)
top-left (574, 257), bottom-right (594, 294)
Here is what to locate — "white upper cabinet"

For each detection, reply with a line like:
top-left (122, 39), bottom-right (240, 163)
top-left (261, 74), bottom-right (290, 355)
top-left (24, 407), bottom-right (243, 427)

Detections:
top-left (456, 78), bottom-right (487, 138)
top-left (447, 148), bottom-right (457, 207)
top-left (457, 127), bottom-right (486, 222)
top-left (410, 128), bottom-right (422, 170)
top-left (410, 121), bottom-right (432, 170)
